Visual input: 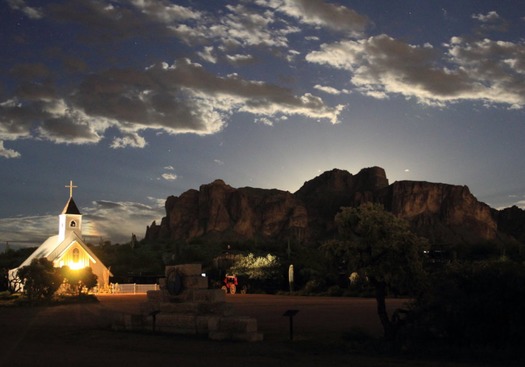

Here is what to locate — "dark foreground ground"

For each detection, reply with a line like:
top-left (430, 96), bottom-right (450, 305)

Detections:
top-left (0, 294), bottom-right (493, 367)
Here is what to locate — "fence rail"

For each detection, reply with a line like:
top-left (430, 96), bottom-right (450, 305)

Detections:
top-left (97, 283), bottom-right (159, 294)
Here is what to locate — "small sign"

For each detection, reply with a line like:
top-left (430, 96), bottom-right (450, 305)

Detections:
top-left (283, 309), bottom-right (299, 317)
top-left (283, 309), bottom-right (299, 340)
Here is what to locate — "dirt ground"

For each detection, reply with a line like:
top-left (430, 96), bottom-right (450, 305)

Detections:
top-left (0, 294), bottom-right (476, 367)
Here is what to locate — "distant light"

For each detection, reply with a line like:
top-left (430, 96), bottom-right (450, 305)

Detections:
top-left (201, 273), bottom-right (206, 277)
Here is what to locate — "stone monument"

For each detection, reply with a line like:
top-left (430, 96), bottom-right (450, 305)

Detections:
top-left (114, 263), bottom-right (263, 342)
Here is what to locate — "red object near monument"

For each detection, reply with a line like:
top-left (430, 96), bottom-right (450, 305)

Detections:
top-left (222, 274), bottom-right (239, 294)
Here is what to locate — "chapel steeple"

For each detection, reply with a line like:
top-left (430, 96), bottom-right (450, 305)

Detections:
top-left (58, 180), bottom-right (82, 241)
top-left (62, 197), bottom-right (81, 215)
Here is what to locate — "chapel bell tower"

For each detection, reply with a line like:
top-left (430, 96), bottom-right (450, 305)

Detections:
top-left (58, 180), bottom-right (82, 242)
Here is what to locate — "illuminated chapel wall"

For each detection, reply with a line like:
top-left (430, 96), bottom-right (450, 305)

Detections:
top-left (57, 244), bottom-right (90, 270)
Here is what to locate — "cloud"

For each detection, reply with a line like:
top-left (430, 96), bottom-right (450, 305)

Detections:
top-left (12, 1), bottom-right (295, 53)
top-left (110, 133), bottom-right (147, 149)
top-left (0, 215), bottom-right (55, 244)
top-left (7, 1), bottom-right (521, 163)
top-left (472, 11), bottom-right (509, 33)
top-left (255, 117), bottom-right (274, 126)
top-left (313, 85), bottom-right (350, 95)
top-left (306, 34), bottom-right (525, 107)
top-left (130, 0), bottom-right (202, 24)
top-left (37, 109), bottom-right (106, 145)
top-left (1, 58), bottom-right (343, 158)
top-left (147, 196), bottom-right (167, 208)
top-left (38, 0), bottom-right (183, 42)
top-left (447, 37), bottom-right (525, 106)
top-left (7, 0), bottom-right (43, 19)
top-left (198, 46), bottom-right (217, 64)
top-left (135, 59), bottom-right (342, 125)
top-left (219, 4), bottom-right (296, 48)
top-left (161, 173), bottom-right (178, 181)
top-left (0, 98), bottom-right (40, 141)
top-left (167, 2), bottom-right (299, 48)
top-left (262, 0), bottom-right (369, 36)
top-left (2, 1), bottom-right (351, 159)
top-left (0, 197), bottom-right (165, 246)
top-left (159, 164), bottom-right (178, 181)
top-left (82, 199), bottom-right (164, 243)
top-left (226, 54), bottom-right (255, 65)
top-left (0, 97), bottom-right (109, 146)
top-left (472, 11), bottom-right (501, 23)
top-left (0, 141), bottom-right (21, 158)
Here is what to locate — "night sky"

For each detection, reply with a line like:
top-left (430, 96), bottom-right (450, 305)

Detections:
top-left (1, 0), bottom-right (524, 247)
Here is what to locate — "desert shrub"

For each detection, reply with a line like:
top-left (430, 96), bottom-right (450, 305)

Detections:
top-left (229, 253), bottom-right (283, 293)
top-left (325, 285), bottom-right (344, 296)
top-left (60, 266), bottom-right (98, 296)
top-left (302, 279), bottom-right (326, 295)
top-left (230, 253), bottom-right (281, 279)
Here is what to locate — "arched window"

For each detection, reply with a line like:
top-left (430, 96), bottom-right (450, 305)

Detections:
top-left (70, 220), bottom-right (76, 228)
top-left (72, 248), bottom-right (79, 263)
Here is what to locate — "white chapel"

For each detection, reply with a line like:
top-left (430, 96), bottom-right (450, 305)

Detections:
top-left (9, 181), bottom-right (112, 289)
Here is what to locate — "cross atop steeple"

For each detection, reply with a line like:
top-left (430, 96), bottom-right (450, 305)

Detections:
top-left (65, 180), bottom-right (77, 198)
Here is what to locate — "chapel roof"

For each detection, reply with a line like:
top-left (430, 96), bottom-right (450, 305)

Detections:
top-left (62, 197), bottom-right (81, 215)
top-left (18, 235), bottom-right (59, 268)
top-left (16, 232), bottom-right (110, 276)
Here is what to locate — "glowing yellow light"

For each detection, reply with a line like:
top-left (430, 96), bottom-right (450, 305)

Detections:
top-left (68, 260), bottom-right (84, 270)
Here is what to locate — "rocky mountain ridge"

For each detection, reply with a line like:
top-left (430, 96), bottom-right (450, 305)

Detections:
top-left (145, 167), bottom-right (524, 246)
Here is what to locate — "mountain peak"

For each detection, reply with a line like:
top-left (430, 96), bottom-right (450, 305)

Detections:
top-left (145, 167), bottom-right (519, 246)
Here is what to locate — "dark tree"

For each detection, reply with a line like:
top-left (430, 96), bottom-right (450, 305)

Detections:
top-left (17, 258), bottom-right (62, 301)
top-left (322, 202), bottom-right (428, 340)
